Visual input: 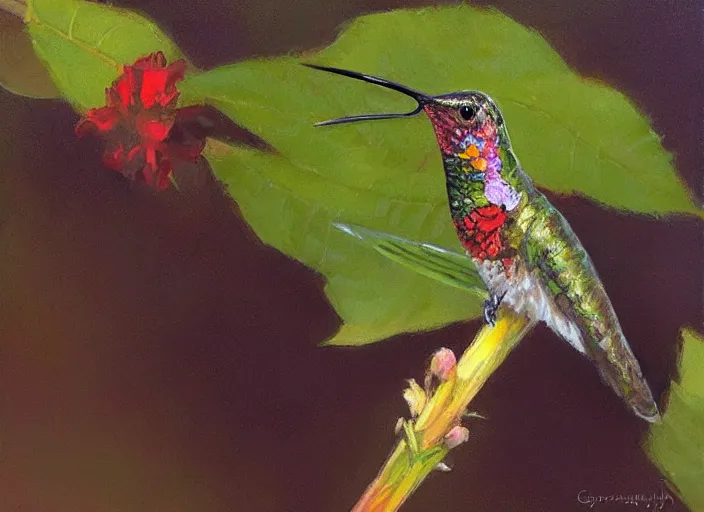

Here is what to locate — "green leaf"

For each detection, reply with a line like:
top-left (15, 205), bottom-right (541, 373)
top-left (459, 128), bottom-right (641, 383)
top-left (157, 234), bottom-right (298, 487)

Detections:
top-left (333, 223), bottom-right (487, 298)
top-left (645, 329), bottom-right (704, 511)
top-left (25, 0), bottom-right (184, 108)
top-left (204, 140), bottom-right (484, 345)
top-left (0, 11), bottom-right (59, 98)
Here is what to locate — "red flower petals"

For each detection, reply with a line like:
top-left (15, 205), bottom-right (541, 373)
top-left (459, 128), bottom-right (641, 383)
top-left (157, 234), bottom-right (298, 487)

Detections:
top-left (76, 51), bottom-right (203, 191)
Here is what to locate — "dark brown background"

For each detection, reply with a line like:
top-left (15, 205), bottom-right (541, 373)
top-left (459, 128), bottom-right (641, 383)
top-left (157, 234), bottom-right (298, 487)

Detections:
top-left (0, 0), bottom-right (702, 511)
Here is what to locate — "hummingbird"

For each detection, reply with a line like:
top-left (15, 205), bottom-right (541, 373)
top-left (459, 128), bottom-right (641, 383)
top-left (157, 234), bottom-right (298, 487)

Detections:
top-left (306, 64), bottom-right (660, 423)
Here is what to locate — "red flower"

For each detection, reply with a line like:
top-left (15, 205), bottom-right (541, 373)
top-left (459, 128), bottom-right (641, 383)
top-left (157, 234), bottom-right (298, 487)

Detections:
top-left (455, 205), bottom-right (507, 260)
top-left (76, 52), bottom-right (205, 191)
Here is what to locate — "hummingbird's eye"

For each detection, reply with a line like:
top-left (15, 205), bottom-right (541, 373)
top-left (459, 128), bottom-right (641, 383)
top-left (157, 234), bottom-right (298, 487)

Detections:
top-left (459, 105), bottom-right (476, 121)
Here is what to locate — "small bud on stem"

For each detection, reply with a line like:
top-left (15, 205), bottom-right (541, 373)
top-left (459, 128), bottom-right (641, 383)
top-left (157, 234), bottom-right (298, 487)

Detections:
top-left (430, 347), bottom-right (457, 381)
top-left (444, 425), bottom-right (470, 449)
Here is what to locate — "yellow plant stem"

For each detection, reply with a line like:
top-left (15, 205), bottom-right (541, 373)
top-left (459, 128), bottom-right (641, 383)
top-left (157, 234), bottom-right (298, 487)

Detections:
top-left (352, 309), bottom-right (534, 512)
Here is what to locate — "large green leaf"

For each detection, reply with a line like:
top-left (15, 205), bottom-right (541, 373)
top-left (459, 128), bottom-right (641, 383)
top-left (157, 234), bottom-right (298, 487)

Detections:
top-left (646, 329), bottom-right (704, 511)
top-left (180, 6), bottom-right (699, 344)
top-left (204, 140), bottom-right (484, 345)
top-left (25, 0), bottom-right (184, 108)
top-left (0, 10), bottom-right (59, 98)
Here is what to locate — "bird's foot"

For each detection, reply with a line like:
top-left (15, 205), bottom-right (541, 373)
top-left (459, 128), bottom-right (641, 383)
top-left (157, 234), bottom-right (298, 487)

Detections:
top-left (483, 293), bottom-right (505, 327)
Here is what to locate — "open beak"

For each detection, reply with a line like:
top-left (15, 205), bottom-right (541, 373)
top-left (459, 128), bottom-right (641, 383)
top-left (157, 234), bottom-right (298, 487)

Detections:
top-left (303, 64), bottom-right (431, 126)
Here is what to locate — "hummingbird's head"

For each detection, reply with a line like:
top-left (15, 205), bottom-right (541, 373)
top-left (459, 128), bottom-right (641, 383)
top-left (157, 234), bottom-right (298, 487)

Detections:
top-left (421, 92), bottom-right (505, 161)
top-left (304, 65), bottom-right (509, 164)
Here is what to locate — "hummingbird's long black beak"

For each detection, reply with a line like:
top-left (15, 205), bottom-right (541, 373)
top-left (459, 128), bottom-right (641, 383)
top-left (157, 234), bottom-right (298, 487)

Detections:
top-left (303, 64), bottom-right (431, 126)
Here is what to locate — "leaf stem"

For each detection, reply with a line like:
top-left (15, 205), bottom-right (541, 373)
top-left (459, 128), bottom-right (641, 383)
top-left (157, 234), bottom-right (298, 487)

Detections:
top-left (351, 309), bottom-right (534, 511)
top-left (0, 0), bottom-right (25, 19)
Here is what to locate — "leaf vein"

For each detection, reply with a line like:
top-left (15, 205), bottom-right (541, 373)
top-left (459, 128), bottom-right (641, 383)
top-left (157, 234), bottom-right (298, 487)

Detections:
top-left (67, 4), bottom-right (80, 39)
top-left (28, 9), bottom-right (121, 71)
top-left (95, 24), bottom-right (121, 50)
top-left (569, 132), bottom-right (577, 176)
